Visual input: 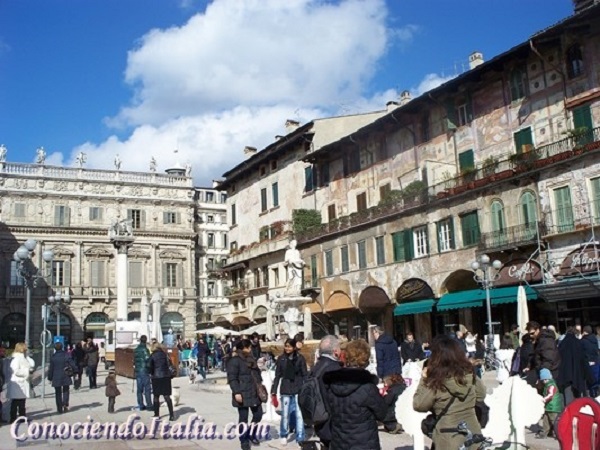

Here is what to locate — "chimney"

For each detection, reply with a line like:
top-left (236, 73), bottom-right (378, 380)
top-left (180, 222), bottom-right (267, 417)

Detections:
top-left (386, 101), bottom-right (400, 112)
top-left (244, 146), bottom-right (257, 157)
top-left (400, 90), bottom-right (412, 105)
top-left (285, 119), bottom-right (300, 134)
top-left (469, 51), bottom-right (484, 70)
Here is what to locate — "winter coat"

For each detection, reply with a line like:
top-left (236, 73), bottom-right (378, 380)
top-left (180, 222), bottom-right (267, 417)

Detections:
top-left (581, 334), bottom-right (599, 365)
top-left (133, 343), bottom-right (151, 376)
top-left (148, 349), bottom-right (170, 379)
top-left (271, 351), bottom-right (308, 396)
top-left (250, 342), bottom-right (261, 361)
top-left (7, 353), bottom-right (32, 399)
top-left (401, 341), bottom-right (425, 362)
top-left (72, 346), bottom-right (86, 373)
top-left (48, 350), bottom-right (76, 388)
top-left (105, 374), bottom-right (121, 397)
top-left (557, 333), bottom-right (592, 392)
top-left (84, 345), bottom-right (99, 368)
top-left (375, 334), bottom-right (402, 379)
top-left (227, 352), bottom-right (262, 408)
top-left (413, 374), bottom-right (486, 450)
top-left (323, 368), bottom-right (387, 450)
top-left (310, 355), bottom-right (343, 443)
top-left (533, 329), bottom-right (561, 379)
top-left (195, 342), bottom-right (211, 367)
top-left (382, 382), bottom-right (406, 425)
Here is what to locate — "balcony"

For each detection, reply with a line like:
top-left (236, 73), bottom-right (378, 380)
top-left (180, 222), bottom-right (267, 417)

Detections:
top-left (224, 280), bottom-right (248, 299)
top-left (479, 222), bottom-right (546, 252)
top-left (543, 210), bottom-right (599, 237)
top-left (297, 126), bottom-right (600, 244)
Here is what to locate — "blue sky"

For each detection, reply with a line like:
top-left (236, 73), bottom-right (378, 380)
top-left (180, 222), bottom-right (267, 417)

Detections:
top-left (0, 0), bottom-right (574, 186)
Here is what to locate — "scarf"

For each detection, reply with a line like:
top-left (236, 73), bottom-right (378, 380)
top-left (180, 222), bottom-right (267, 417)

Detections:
top-left (283, 353), bottom-right (297, 381)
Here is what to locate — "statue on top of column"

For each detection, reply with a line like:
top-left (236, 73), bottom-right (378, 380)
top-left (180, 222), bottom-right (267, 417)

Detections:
top-left (108, 218), bottom-right (134, 239)
top-left (284, 239), bottom-right (305, 296)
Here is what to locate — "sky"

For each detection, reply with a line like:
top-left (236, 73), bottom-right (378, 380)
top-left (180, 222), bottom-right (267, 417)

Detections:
top-left (0, 0), bottom-right (575, 187)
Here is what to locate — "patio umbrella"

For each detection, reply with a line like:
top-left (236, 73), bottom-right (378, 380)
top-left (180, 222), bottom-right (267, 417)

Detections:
top-left (194, 326), bottom-right (240, 336)
top-left (517, 285), bottom-right (529, 339)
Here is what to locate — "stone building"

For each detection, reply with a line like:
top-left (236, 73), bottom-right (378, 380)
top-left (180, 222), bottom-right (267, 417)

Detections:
top-left (296, 3), bottom-right (600, 342)
top-left (0, 156), bottom-right (197, 346)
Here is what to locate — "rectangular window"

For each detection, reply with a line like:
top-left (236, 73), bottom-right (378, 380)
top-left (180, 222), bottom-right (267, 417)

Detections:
top-left (436, 218), bottom-right (455, 252)
top-left (356, 192), bottom-right (367, 212)
top-left (457, 103), bottom-right (468, 127)
top-left (262, 265), bottom-right (269, 287)
top-left (311, 255), bottom-right (318, 288)
top-left (260, 188), bottom-right (267, 212)
top-left (231, 204), bottom-right (236, 226)
top-left (421, 113), bottom-right (430, 142)
top-left (341, 245), bottom-right (349, 273)
top-left (129, 261), bottom-right (143, 287)
top-left (207, 258), bottom-right (215, 270)
top-left (554, 186), bottom-right (574, 232)
top-left (10, 261), bottom-right (24, 286)
top-left (127, 209), bottom-right (143, 229)
top-left (328, 204), bottom-right (336, 222)
top-left (163, 211), bottom-right (179, 224)
top-left (270, 160), bottom-right (277, 171)
top-left (325, 250), bottom-right (333, 276)
top-left (14, 203), bottom-right (26, 218)
top-left (304, 166), bottom-right (314, 192)
top-left (357, 240), bottom-right (367, 269)
top-left (207, 215), bottom-right (214, 223)
top-left (206, 192), bottom-right (214, 202)
top-left (207, 233), bottom-right (215, 248)
top-left (458, 149), bottom-right (475, 172)
top-left (52, 260), bottom-right (70, 286)
top-left (510, 66), bottom-right (528, 101)
top-left (90, 260), bottom-right (106, 287)
top-left (230, 241), bottom-right (237, 251)
top-left (221, 193), bottom-right (227, 203)
top-left (54, 205), bottom-right (70, 227)
top-left (222, 233), bottom-right (228, 249)
top-left (591, 177), bottom-right (600, 222)
top-left (272, 182), bottom-right (279, 208)
top-left (272, 267), bottom-right (279, 286)
top-left (514, 127), bottom-right (534, 154)
top-left (379, 183), bottom-right (391, 202)
top-left (320, 162), bottom-right (330, 185)
top-left (461, 211), bottom-right (481, 247)
top-left (375, 236), bottom-right (385, 265)
top-left (165, 263), bottom-right (178, 288)
top-left (413, 226), bottom-right (429, 258)
top-left (207, 281), bottom-right (215, 296)
top-left (392, 230), bottom-right (413, 262)
top-left (89, 207), bottom-right (103, 222)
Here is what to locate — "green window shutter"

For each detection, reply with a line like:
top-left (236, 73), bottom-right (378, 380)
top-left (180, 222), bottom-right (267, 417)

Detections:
top-left (261, 188), bottom-right (267, 212)
top-left (392, 232), bottom-right (404, 262)
top-left (591, 178), bottom-right (600, 221)
top-left (272, 182), bottom-right (279, 207)
top-left (514, 127), bottom-right (533, 153)
top-left (304, 166), bottom-right (314, 192)
top-left (458, 150), bottom-right (474, 171)
top-left (491, 202), bottom-right (504, 232)
top-left (403, 229), bottom-right (413, 261)
top-left (573, 105), bottom-right (593, 130)
top-left (445, 100), bottom-right (458, 130)
top-left (435, 221), bottom-right (442, 254)
top-left (231, 204), bottom-right (236, 225)
top-left (449, 217), bottom-right (455, 249)
top-left (341, 246), bottom-right (349, 272)
top-left (520, 192), bottom-right (537, 226)
top-left (554, 187), bottom-right (574, 232)
top-left (311, 255), bottom-right (318, 287)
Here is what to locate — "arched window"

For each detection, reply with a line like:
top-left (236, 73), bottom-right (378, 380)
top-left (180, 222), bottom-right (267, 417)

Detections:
top-left (161, 311), bottom-right (184, 339)
top-left (490, 200), bottom-right (507, 246)
top-left (84, 312), bottom-right (109, 340)
top-left (520, 191), bottom-right (538, 239)
top-left (567, 44), bottom-right (584, 79)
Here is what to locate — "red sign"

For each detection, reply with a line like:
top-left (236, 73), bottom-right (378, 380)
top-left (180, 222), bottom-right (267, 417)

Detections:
top-left (495, 259), bottom-right (543, 286)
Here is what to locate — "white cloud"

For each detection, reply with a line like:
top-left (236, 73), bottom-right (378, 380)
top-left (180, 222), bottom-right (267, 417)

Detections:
top-left (413, 73), bottom-right (456, 96)
top-left (81, 0), bottom-right (398, 185)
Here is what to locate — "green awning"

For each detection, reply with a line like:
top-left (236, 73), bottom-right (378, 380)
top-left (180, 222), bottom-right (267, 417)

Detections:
top-left (437, 290), bottom-right (484, 311)
top-left (394, 299), bottom-right (436, 316)
top-left (438, 285), bottom-right (539, 311)
top-left (490, 285), bottom-right (538, 305)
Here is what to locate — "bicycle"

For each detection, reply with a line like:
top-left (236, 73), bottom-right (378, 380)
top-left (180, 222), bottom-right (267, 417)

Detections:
top-left (441, 421), bottom-right (529, 450)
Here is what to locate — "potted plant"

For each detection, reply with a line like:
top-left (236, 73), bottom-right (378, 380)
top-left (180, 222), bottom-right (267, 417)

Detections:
top-left (401, 180), bottom-right (427, 204)
top-left (482, 156), bottom-right (499, 177)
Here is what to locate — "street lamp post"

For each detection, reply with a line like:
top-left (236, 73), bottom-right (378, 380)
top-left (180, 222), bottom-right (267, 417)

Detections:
top-left (13, 239), bottom-right (54, 347)
top-left (471, 254), bottom-right (502, 365)
top-left (48, 289), bottom-right (72, 338)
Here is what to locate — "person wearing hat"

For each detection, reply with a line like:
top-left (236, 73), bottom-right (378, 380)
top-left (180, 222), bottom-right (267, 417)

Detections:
top-left (105, 367), bottom-right (121, 413)
top-left (536, 368), bottom-right (563, 439)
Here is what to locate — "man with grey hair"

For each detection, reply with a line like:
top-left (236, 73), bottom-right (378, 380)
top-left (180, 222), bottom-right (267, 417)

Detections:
top-left (308, 335), bottom-right (342, 449)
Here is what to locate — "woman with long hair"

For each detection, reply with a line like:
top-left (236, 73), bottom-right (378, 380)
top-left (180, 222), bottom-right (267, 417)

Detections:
top-left (148, 342), bottom-right (175, 420)
top-left (7, 342), bottom-right (33, 422)
top-left (271, 338), bottom-right (308, 446)
top-left (414, 335), bottom-right (486, 449)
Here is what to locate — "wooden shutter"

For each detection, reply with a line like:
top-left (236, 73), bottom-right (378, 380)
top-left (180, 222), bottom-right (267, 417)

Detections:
top-left (449, 217), bottom-right (455, 249)
top-left (328, 204), bottom-right (336, 222)
top-left (573, 105), bottom-right (593, 130)
top-left (341, 246), bottom-right (349, 272)
top-left (554, 187), bottom-right (574, 231)
top-left (392, 232), bottom-right (405, 262)
top-left (304, 166), bottom-right (314, 192)
top-left (445, 100), bottom-right (458, 130)
top-left (404, 229), bottom-right (414, 261)
top-left (272, 183), bottom-right (279, 207)
top-left (491, 202), bottom-right (504, 232)
top-left (591, 178), bottom-right (600, 220)
top-left (514, 127), bottom-right (533, 153)
top-left (458, 150), bottom-right (474, 171)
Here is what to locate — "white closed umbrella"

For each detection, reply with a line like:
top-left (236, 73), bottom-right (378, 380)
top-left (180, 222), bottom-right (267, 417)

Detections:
top-left (517, 285), bottom-right (529, 339)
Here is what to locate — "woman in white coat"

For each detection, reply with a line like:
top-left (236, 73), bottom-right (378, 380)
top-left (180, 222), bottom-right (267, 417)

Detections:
top-left (8, 342), bottom-right (32, 422)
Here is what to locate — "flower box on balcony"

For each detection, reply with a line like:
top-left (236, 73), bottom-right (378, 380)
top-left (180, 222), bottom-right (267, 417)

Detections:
top-left (584, 141), bottom-right (600, 152)
top-left (490, 170), bottom-right (513, 182)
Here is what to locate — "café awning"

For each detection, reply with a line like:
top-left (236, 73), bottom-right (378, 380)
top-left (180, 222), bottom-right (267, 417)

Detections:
top-left (393, 299), bottom-right (436, 316)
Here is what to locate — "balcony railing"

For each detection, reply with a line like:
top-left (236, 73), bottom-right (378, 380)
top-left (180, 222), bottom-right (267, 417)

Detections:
top-left (544, 209), bottom-right (600, 236)
top-left (297, 126), bottom-right (600, 244)
top-left (479, 222), bottom-right (546, 252)
top-left (224, 280), bottom-right (248, 297)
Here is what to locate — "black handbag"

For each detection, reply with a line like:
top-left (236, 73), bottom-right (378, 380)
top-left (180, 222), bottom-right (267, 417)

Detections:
top-left (421, 385), bottom-right (471, 438)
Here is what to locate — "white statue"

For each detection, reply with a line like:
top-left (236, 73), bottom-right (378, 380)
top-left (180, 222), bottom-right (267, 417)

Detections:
top-left (75, 152), bottom-right (87, 168)
top-left (0, 145), bottom-right (7, 162)
top-left (114, 154), bottom-right (122, 170)
top-left (185, 163), bottom-right (192, 177)
top-left (150, 157), bottom-right (157, 172)
top-left (108, 218), bottom-right (133, 239)
top-left (36, 147), bottom-right (46, 164)
top-left (284, 239), bottom-right (305, 295)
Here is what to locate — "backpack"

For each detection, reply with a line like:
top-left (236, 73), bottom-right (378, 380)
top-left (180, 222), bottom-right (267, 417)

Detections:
top-left (298, 375), bottom-right (329, 426)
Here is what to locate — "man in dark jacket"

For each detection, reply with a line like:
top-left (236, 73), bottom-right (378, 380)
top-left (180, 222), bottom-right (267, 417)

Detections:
top-left (400, 332), bottom-right (425, 363)
top-left (558, 328), bottom-right (591, 404)
top-left (527, 321), bottom-right (561, 381)
top-left (134, 335), bottom-right (152, 411)
top-left (227, 339), bottom-right (263, 450)
top-left (84, 339), bottom-right (99, 389)
top-left (48, 342), bottom-right (77, 414)
top-left (373, 326), bottom-right (401, 380)
top-left (250, 332), bottom-right (261, 361)
top-left (581, 325), bottom-right (600, 396)
top-left (195, 337), bottom-right (211, 380)
top-left (310, 335), bottom-right (343, 449)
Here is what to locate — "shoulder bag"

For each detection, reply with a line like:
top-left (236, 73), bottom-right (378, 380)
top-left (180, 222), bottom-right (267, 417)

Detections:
top-left (421, 384), bottom-right (472, 438)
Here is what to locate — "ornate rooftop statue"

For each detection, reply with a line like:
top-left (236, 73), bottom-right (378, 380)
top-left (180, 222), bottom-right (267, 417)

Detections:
top-left (36, 147), bottom-right (46, 165)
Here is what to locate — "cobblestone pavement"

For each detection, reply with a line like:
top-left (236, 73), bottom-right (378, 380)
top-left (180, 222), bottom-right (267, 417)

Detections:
top-left (0, 366), bottom-right (560, 450)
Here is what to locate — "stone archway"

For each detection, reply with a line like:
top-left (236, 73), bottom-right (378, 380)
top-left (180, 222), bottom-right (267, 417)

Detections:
top-left (161, 311), bottom-right (185, 339)
top-left (84, 312), bottom-right (109, 340)
top-left (440, 270), bottom-right (478, 294)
